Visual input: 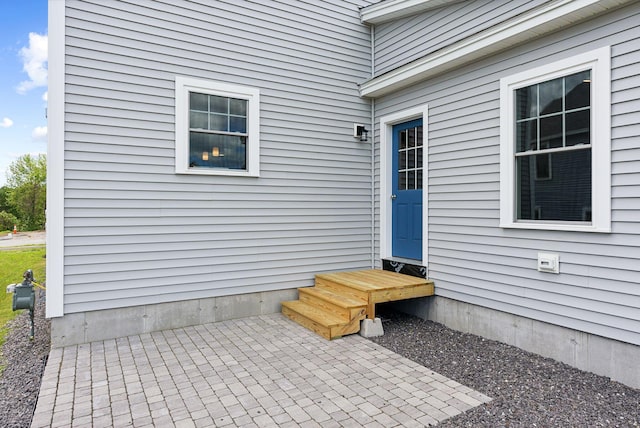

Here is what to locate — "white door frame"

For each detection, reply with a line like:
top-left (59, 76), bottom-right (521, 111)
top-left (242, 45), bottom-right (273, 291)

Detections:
top-left (380, 104), bottom-right (429, 267)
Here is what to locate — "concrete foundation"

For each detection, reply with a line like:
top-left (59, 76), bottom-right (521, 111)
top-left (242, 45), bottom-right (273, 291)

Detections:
top-left (360, 317), bottom-right (384, 338)
top-left (50, 288), bottom-right (298, 348)
top-left (391, 296), bottom-right (640, 390)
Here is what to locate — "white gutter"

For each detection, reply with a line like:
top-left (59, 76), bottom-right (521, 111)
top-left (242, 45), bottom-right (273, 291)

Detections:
top-left (360, 0), bottom-right (633, 98)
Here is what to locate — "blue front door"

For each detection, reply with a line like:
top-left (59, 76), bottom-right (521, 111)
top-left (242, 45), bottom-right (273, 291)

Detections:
top-left (392, 119), bottom-right (423, 260)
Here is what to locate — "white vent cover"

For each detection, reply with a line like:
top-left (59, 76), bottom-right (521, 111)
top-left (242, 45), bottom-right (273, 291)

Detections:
top-left (538, 252), bottom-right (559, 274)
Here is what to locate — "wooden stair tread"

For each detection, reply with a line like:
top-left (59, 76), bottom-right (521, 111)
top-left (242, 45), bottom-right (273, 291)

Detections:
top-left (317, 269), bottom-right (432, 292)
top-left (282, 269), bottom-right (435, 340)
top-left (281, 300), bottom-right (346, 328)
top-left (298, 286), bottom-right (367, 308)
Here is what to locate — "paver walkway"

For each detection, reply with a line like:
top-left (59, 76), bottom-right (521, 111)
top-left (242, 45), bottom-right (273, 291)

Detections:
top-left (32, 314), bottom-right (491, 427)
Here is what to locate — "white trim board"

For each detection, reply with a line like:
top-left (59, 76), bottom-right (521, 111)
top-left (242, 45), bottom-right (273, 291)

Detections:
top-left (379, 105), bottom-right (429, 272)
top-left (360, 0), bottom-right (463, 25)
top-left (360, 0), bottom-right (633, 98)
top-left (46, 0), bottom-right (65, 318)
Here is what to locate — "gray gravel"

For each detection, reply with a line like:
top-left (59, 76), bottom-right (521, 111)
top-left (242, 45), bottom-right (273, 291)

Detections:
top-left (0, 289), bottom-right (50, 428)
top-left (1, 295), bottom-right (638, 427)
top-left (370, 307), bottom-right (640, 427)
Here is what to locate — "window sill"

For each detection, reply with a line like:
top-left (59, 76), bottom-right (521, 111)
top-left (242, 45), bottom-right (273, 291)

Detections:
top-left (176, 168), bottom-right (259, 178)
top-left (500, 221), bottom-right (610, 233)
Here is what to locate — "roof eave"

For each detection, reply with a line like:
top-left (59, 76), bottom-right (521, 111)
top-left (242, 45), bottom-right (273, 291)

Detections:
top-left (360, 0), bottom-right (462, 25)
top-left (360, 0), bottom-right (633, 98)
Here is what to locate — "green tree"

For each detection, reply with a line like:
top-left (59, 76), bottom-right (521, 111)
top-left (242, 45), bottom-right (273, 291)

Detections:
top-left (5, 154), bottom-right (47, 231)
top-left (0, 187), bottom-right (18, 217)
top-left (0, 211), bottom-right (19, 232)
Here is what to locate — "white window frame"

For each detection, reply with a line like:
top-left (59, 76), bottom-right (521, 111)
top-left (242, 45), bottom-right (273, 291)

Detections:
top-left (499, 46), bottom-right (611, 233)
top-left (175, 76), bottom-right (260, 177)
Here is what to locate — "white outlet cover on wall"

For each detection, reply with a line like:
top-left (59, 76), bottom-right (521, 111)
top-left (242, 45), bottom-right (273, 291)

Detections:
top-left (538, 252), bottom-right (560, 274)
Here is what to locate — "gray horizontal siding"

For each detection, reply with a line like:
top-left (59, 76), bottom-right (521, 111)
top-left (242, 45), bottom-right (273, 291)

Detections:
top-left (374, 3), bottom-right (640, 345)
top-left (373, 0), bottom-right (548, 75)
top-left (62, 0), bottom-right (375, 313)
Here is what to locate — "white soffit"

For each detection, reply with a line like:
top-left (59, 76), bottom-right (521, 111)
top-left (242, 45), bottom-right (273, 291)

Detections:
top-left (360, 0), bottom-right (633, 98)
top-left (361, 0), bottom-right (464, 24)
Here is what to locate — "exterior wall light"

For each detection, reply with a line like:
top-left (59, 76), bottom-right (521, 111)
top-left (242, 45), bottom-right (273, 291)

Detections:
top-left (354, 124), bottom-right (369, 142)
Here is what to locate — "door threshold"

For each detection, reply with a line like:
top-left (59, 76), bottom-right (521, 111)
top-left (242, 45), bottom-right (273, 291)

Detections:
top-left (385, 256), bottom-right (423, 265)
top-left (382, 258), bottom-right (427, 278)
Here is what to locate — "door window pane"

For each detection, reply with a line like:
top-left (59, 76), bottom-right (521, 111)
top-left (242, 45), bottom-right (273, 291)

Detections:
top-left (399, 171), bottom-right (407, 190)
top-left (397, 125), bottom-right (423, 191)
top-left (407, 128), bottom-right (416, 148)
top-left (408, 149), bottom-right (415, 169)
top-left (399, 151), bottom-right (407, 170)
top-left (399, 130), bottom-right (407, 149)
top-left (407, 171), bottom-right (415, 190)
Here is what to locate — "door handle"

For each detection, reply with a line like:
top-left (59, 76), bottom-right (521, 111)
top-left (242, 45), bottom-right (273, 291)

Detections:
top-left (390, 194), bottom-right (397, 200)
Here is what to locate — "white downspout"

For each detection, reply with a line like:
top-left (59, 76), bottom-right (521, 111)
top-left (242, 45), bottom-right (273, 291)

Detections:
top-left (370, 24), bottom-right (376, 269)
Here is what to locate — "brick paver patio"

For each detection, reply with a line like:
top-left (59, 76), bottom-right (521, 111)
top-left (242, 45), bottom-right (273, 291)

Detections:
top-left (32, 314), bottom-right (491, 427)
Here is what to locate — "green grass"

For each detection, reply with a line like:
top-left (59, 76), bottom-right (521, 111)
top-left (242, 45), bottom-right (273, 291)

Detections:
top-left (0, 248), bottom-right (46, 348)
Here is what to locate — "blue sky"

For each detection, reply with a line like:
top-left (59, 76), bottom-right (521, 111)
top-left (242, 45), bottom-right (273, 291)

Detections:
top-left (0, 1), bottom-right (48, 186)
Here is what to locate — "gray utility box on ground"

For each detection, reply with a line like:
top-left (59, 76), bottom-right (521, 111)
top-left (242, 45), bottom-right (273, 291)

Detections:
top-left (7, 269), bottom-right (36, 339)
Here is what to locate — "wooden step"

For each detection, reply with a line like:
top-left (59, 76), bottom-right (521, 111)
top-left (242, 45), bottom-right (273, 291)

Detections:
top-left (298, 287), bottom-right (367, 322)
top-left (281, 269), bottom-right (435, 340)
top-left (281, 300), bottom-right (363, 340)
top-left (314, 275), bottom-right (370, 303)
top-left (318, 269), bottom-right (432, 292)
top-left (315, 269), bottom-right (435, 319)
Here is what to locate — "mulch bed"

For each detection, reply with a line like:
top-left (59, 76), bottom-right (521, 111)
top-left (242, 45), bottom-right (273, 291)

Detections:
top-left (0, 289), bottom-right (50, 428)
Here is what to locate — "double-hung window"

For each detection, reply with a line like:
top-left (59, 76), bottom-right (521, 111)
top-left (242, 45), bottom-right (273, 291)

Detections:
top-left (175, 76), bottom-right (260, 176)
top-left (500, 47), bottom-right (611, 232)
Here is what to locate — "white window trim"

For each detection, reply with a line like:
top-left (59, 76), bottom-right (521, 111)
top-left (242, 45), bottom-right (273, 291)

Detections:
top-left (499, 46), bottom-right (611, 233)
top-left (175, 76), bottom-right (260, 177)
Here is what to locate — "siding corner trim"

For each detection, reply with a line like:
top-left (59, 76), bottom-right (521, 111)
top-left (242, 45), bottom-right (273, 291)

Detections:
top-left (359, 0), bottom-right (632, 98)
top-left (46, 0), bottom-right (65, 318)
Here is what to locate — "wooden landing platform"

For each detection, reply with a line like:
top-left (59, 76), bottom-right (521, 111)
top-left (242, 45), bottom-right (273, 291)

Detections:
top-left (281, 269), bottom-right (434, 339)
